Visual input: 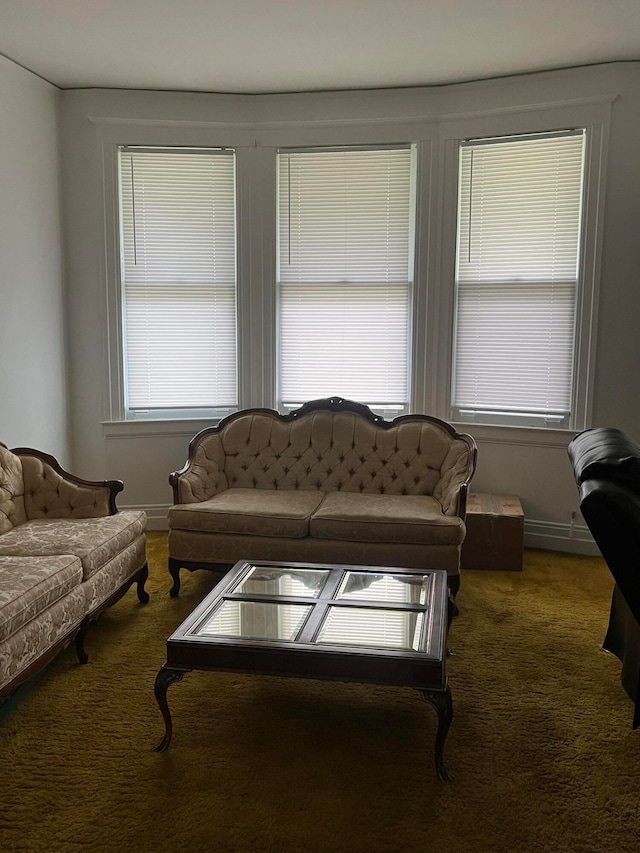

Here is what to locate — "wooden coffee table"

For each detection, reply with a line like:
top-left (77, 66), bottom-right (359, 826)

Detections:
top-left (153, 560), bottom-right (454, 781)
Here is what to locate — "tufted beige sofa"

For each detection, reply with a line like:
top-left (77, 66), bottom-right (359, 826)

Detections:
top-left (168, 398), bottom-right (477, 596)
top-left (0, 443), bottom-right (148, 702)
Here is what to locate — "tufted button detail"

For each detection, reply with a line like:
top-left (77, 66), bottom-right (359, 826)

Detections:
top-left (359, 456), bottom-right (366, 464)
top-left (283, 466), bottom-right (290, 474)
top-left (414, 476), bottom-right (420, 484)
top-left (327, 468), bottom-right (333, 476)
top-left (359, 483), bottom-right (365, 492)
top-left (275, 453), bottom-right (281, 460)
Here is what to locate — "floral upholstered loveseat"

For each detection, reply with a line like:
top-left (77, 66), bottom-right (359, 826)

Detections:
top-left (0, 443), bottom-right (148, 701)
top-left (168, 398), bottom-right (477, 596)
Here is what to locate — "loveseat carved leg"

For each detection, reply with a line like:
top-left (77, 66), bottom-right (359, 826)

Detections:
top-left (153, 666), bottom-right (189, 752)
top-left (169, 559), bottom-right (182, 597)
top-left (137, 562), bottom-right (150, 604)
top-left (422, 685), bottom-right (454, 783)
top-left (75, 625), bottom-right (88, 665)
top-left (448, 574), bottom-right (460, 599)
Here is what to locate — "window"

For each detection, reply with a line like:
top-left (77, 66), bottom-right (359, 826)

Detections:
top-left (118, 147), bottom-right (237, 419)
top-left (451, 130), bottom-right (586, 428)
top-left (276, 145), bottom-right (415, 415)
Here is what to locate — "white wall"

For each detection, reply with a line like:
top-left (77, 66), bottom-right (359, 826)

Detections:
top-left (59, 64), bottom-right (640, 550)
top-left (0, 57), bottom-right (69, 463)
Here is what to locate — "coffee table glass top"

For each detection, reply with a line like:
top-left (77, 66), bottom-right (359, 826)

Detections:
top-left (317, 606), bottom-right (425, 650)
top-left (185, 562), bottom-right (439, 655)
top-left (198, 600), bottom-right (312, 641)
top-left (232, 564), bottom-right (329, 598)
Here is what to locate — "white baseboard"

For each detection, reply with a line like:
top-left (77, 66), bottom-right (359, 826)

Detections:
top-left (524, 519), bottom-right (600, 556)
top-left (122, 502), bottom-right (602, 557)
top-left (123, 503), bottom-right (170, 531)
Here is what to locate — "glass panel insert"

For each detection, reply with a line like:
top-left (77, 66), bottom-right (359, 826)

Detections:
top-left (196, 600), bottom-right (312, 641)
top-left (317, 606), bottom-right (425, 651)
top-left (337, 572), bottom-right (430, 605)
top-left (233, 565), bottom-right (329, 598)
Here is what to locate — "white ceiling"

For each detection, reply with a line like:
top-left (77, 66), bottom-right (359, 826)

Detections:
top-left (1, 0), bottom-right (640, 94)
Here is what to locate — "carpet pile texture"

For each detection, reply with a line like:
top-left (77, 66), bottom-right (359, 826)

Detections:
top-left (1, 534), bottom-right (639, 852)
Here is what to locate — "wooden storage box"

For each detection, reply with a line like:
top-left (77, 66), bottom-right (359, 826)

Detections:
top-left (461, 493), bottom-right (524, 571)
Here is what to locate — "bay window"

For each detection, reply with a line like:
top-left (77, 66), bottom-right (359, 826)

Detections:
top-left (109, 111), bottom-right (604, 436)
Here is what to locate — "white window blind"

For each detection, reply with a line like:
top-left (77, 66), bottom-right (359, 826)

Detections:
top-left (277, 146), bottom-right (414, 412)
top-left (119, 147), bottom-right (237, 414)
top-left (452, 131), bottom-right (585, 427)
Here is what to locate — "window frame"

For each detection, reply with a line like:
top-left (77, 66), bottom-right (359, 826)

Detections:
top-left (117, 144), bottom-right (240, 422)
top-left (450, 129), bottom-right (586, 430)
top-left (274, 143), bottom-right (418, 418)
top-left (433, 102), bottom-right (609, 435)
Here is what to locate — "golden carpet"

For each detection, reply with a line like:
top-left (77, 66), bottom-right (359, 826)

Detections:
top-left (1, 534), bottom-right (639, 853)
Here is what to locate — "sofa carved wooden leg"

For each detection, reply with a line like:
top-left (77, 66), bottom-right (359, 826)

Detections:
top-left (169, 559), bottom-right (182, 598)
top-left (75, 625), bottom-right (88, 665)
top-left (137, 562), bottom-right (150, 604)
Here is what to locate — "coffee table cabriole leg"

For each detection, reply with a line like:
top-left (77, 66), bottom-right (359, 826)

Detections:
top-left (422, 684), bottom-right (454, 783)
top-left (153, 665), bottom-right (190, 753)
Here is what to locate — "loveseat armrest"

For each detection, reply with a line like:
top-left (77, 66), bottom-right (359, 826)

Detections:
top-left (170, 427), bottom-right (229, 505)
top-left (434, 433), bottom-right (478, 518)
top-left (11, 447), bottom-right (123, 519)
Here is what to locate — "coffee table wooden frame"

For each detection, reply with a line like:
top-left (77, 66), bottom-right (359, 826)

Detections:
top-left (153, 560), bottom-right (454, 781)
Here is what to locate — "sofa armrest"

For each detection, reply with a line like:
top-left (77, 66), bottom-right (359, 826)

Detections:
top-left (12, 448), bottom-right (122, 518)
top-left (434, 437), bottom-right (477, 518)
top-left (170, 429), bottom-right (229, 504)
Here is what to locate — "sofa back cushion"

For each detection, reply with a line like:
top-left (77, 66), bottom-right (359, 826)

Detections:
top-left (218, 410), bottom-right (469, 501)
top-left (0, 446), bottom-right (27, 533)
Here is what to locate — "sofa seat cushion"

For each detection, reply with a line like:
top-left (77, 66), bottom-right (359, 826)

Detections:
top-left (0, 511), bottom-right (146, 581)
top-left (169, 489), bottom-right (326, 538)
top-left (309, 492), bottom-right (465, 546)
top-left (0, 555), bottom-right (83, 643)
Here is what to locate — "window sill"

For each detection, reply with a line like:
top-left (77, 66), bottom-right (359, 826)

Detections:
top-left (452, 420), bottom-right (579, 449)
top-left (102, 418), bottom-right (220, 440)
